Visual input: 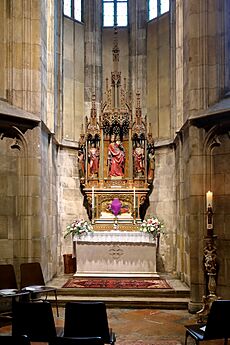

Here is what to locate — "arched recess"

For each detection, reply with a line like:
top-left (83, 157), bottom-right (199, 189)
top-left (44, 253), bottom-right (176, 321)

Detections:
top-left (203, 125), bottom-right (221, 194)
top-left (0, 124), bottom-right (29, 277)
top-left (202, 121), bottom-right (230, 297)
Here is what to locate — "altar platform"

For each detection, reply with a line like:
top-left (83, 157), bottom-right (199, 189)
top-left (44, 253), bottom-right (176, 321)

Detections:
top-left (47, 272), bottom-right (190, 310)
top-left (73, 231), bottom-right (159, 278)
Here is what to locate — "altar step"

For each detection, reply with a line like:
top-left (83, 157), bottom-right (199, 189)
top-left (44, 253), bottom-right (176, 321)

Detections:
top-left (48, 274), bottom-right (190, 310)
top-left (54, 290), bottom-right (190, 310)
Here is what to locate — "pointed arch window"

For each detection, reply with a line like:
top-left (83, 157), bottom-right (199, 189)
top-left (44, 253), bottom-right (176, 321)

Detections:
top-left (148, 0), bottom-right (169, 20)
top-left (103, 0), bottom-right (128, 27)
top-left (63, 0), bottom-right (82, 22)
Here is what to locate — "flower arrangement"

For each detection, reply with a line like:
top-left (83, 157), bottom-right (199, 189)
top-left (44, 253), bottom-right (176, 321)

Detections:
top-left (64, 218), bottom-right (93, 239)
top-left (139, 216), bottom-right (164, 238)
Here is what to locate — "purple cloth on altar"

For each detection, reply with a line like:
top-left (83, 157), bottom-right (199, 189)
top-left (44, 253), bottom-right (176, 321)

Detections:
top-left (111, 198), bottom-right (122, 216)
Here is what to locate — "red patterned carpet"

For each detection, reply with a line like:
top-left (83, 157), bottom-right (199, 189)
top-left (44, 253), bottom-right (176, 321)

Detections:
top-left (117, 341), bottom-right (181, 345)
top-left (62, 278), bottom-right (171, 289)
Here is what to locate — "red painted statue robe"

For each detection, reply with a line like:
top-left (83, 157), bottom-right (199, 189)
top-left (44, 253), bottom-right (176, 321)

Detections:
top-left (108, 141), bottom-right (125, 177)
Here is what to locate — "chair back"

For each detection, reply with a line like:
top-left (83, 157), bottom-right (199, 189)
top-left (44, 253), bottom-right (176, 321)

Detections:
top-left (64, 302), bottom-right (110, 343)
top-left (204, 299), bottom-right (230, 340)
top-left (20, 262), bottom-right (45, 288)
top-left (0, 335), bottom-right (31, 345)
top-left (0, 264), bottom-right (18, 289)
top-left (12, 300), bottom-right (57, 342)
top-left (50, 337), bottom-right (104, 345)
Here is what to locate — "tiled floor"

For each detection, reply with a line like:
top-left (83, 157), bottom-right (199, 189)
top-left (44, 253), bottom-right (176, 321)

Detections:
top-left (0, 306), bottom-right (196, 345)
top-left (108, 308), bottom-right (194, 344)
top-left (0, 306), bottom-right (226, 345)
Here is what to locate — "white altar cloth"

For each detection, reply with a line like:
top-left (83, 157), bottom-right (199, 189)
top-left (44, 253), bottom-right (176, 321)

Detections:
top-left (73, 231), bottom-right (158, 278)
top-left (74, 231), bottom-right (156, 244)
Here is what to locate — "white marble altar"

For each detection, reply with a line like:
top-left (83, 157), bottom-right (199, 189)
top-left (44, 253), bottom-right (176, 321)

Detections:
top-left (73, 231), bottom-right (158, 277)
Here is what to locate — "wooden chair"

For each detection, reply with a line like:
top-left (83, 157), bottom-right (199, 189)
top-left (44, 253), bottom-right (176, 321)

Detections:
top-left (0, 335), bottom-right (31, 345)
top-left (12, 300), bottom-right (63, 343)
top-left (185, 299), bottom-right (230, 345)
top-left (20, 262), bottom-right (59, 316)
top-left (50, 337), bottom-right (104, 345)
top-left (64, 302), bottom-right (116, 345)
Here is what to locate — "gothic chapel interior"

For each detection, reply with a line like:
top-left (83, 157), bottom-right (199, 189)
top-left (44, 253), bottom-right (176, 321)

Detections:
top-left (0, 0), bottom-right (230, 313)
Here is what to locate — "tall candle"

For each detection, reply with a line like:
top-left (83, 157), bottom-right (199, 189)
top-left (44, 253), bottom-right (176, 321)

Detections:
top-left (134, 187), bottom-right (136, 209)
top-left (206, 191), bottom-right (213, 209)
top-left (92, 187), bottom-right (95, 209)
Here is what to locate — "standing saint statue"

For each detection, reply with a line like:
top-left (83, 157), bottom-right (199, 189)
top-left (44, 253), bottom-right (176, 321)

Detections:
top-left (147, 147), bottom-right (155, 181)
top-left (133, 142), bottom-right (145, 177)
top-left (108, 135), bottom-right (125, 177)
top-left (88, 142), bottom-right (99, 177)
top-left (78, 149), bottom-right (85, 179)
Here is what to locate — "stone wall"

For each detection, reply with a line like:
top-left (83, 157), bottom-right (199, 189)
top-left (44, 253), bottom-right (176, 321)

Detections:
top-left (0, 0), bottom-right (62, 283)
top-left (175, 124), bottom-right (202, 306)
top-left (63, 19), bottom-right (84, 142)
top-left (0, 0), bottom-right (41, 113)
top-left (84, 0), bottom-right (102, 116)
top-left (0, 120), bottom-right (60, 283)
top-left (149, 144), bottom-right (176, 273)
top-left (129, 0), bottom-right (147, 116)
top-left (0, 124), bottom-right (40, 282)
top-left (147, 15), bottom-right (171, 139)
top-left (58, 147), bottom-right (88, 257)
top-left (40, 130), bottom-right (59, 280)
top-left (211, 130), bottom-right (230, 297)
top-left (0, 136), bottom-right (22, 276)
top-left (173, 116), bottom-right (230, 309)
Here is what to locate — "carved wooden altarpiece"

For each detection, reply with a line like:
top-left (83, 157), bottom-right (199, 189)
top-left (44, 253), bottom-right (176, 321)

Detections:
top-left (78, 28), bottom-right (155, 231)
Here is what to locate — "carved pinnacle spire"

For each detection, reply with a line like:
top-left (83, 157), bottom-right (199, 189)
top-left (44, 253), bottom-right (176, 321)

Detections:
top-left (92, 93), bottom-right (96, 109)
top-left (112, 26), bottom-right (120, 65)
top-left (136, 90), bottom-right (141, 109)
top-left (90, 93), bottom-right (97, 121)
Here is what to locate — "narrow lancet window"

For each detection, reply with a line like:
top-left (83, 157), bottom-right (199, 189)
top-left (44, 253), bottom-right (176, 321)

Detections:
top-left (148, 0), bottom-right (169, 20)
top-left (103, 0), bottom-right (128, 27)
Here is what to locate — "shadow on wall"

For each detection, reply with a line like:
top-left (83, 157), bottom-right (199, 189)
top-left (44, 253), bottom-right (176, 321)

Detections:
top-left (156, 235), bottom-right (166, 272)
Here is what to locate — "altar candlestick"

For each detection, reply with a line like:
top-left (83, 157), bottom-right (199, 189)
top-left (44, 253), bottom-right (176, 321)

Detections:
top-left (92, 187), bottom-right (95, 209)
top-left (206, 191), bottom-right (213, 209)
top-left (134, 187), bottom-right (136, 209)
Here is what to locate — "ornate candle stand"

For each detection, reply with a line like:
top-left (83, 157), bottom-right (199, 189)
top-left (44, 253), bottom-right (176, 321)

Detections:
top-left (196, 204), bottom-right (219, 323)
top-left (113, 216), bottom-right (119, 231)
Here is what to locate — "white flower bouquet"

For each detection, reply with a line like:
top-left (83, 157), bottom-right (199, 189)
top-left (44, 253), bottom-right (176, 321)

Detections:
top-left (64, 218), bottom-right (93, 238)
top-left (139, 216), bottom-right (164, 238)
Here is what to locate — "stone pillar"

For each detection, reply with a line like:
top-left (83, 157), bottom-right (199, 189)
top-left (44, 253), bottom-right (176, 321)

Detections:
top-left (4, 0), bottom-right (41, 114)
top-left (84, 0), bottom-right (102, 117)
top-left (0, 1), bottom-right (7, 100)
top-left (173, 0), bottom-right (184, 131)
top-left (129, 0), bottom-right (147, 117)
top-left (176, 0), bottom-right (228, 118)
top-left (225, 0), bottom-right (230, 90)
